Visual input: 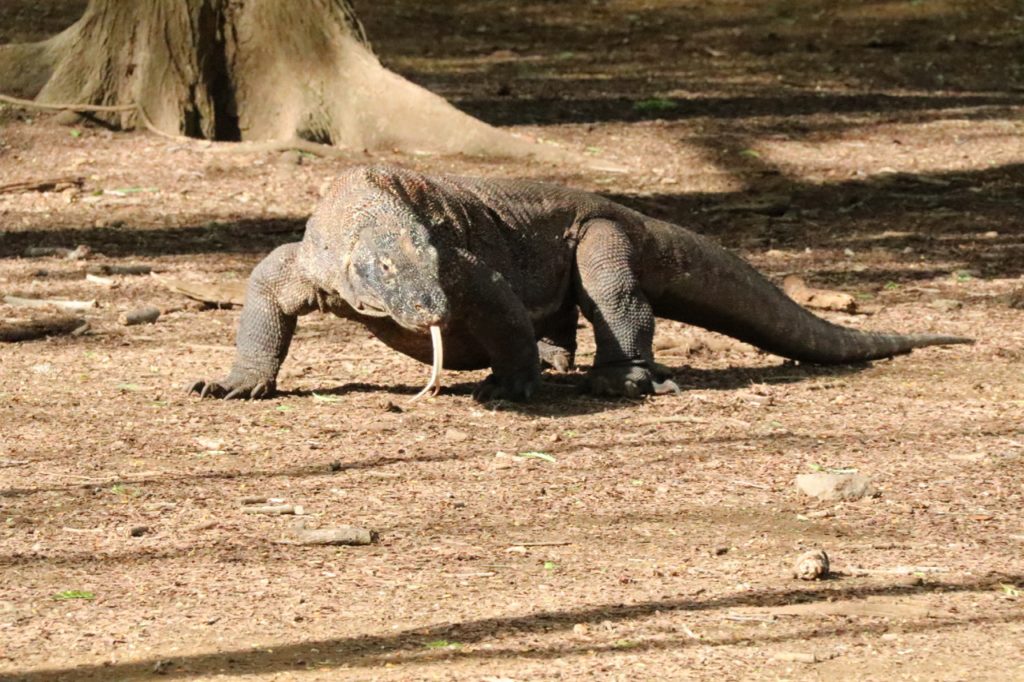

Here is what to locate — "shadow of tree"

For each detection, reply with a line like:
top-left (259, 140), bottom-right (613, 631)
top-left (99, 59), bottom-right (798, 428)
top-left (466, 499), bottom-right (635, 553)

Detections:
top-left (4, 572), bottom-right (1019, 681)
top-left (2, 161), bottom-right (1021, 282)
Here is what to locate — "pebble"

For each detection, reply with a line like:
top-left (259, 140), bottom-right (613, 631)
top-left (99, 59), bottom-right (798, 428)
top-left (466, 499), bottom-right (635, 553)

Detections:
top-left (792, 549), bottom-right (830, 580)
top-left (795, 473), bottom-right (877, 501)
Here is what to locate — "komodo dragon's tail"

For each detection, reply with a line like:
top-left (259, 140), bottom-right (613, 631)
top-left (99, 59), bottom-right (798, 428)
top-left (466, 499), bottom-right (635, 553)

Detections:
top-left (640, 220), bottom-right (973, 364)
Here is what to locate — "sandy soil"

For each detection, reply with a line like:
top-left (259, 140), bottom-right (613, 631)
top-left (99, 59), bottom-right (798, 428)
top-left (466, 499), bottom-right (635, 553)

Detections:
top-left (1, 1), bottom-right (1022, 680)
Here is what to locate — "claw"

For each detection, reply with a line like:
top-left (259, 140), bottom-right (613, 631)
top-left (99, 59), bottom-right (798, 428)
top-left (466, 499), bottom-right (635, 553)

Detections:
top-left (224, 387), bottom-right (245, 400)
top-left (652, 378), bottom-right (682, 395)
top-left (200, 383), bottom-right (213, 399)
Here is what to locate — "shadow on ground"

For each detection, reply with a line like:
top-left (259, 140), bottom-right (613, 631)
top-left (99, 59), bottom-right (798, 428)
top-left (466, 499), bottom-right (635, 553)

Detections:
top-left (4, 573), bottom-right (1019, 681)
top-left (2, 162), bottom-right (1021, 281)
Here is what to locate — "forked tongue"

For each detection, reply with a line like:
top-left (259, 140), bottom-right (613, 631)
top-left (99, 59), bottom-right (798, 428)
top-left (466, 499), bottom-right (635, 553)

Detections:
top-left (409, 325), bottom-right (444, 401)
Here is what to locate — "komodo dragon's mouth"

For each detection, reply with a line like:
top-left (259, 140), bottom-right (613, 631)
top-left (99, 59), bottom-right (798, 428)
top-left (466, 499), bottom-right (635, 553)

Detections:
top-left (352, 301), bottom-right (390, 317)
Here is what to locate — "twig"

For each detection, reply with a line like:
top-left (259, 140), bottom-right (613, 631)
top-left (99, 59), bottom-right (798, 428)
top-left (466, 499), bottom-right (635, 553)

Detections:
top-left (0, 92), bottom-right (135, 113)
top-left (732, 479), bottom-right (770, 490)
top-left (0, 176), bottom-right (83, 195)
top-left (724, 612), bottom-right (777, 623)
top-left (0, 459), bottom-right (29, 468)
top-left (208, 137), bottom-right (352, 158)
top-left (680, 624), bottom-right (701, 640)
top-left (636, 415), bottom-right (709, 426)
top-left (844, 565), bottom-right (949, 576)
top-left (507, 541), bottom-right (573, 547)
top-left (61, 527), bottom-right (104, 534)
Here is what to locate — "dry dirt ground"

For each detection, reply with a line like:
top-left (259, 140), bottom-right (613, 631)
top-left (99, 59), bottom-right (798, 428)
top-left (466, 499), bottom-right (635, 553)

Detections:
top-left (2, 1), bottom-right (1024, 680)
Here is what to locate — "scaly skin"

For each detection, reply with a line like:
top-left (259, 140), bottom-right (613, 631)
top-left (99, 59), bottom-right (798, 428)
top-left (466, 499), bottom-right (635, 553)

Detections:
top-left (191, 165), bottom-right (972, 402)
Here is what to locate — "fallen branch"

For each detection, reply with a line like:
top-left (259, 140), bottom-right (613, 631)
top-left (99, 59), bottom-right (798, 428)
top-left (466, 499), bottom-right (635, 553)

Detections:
top-left (0, 316), bottom-right (86, 342)
top-left (279, 526), bottom-right (378, 546)
top-left (152, 275), bottom-right (247, 307)
top-left (87, 263), bottom-right (153, 276)
top-left (783, 275), bottom-right (858, 314)
top-left (3, 295), bottom-right (95, 312)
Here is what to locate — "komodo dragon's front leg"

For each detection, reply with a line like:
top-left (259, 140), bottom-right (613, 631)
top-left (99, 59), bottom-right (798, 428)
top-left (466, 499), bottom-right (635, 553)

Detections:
top-left (575, 219), bottom-right (679, 397)
top-left (445, 248), bottom-right (542, 402)
top-left (190, 243), bottom-right (318, 399)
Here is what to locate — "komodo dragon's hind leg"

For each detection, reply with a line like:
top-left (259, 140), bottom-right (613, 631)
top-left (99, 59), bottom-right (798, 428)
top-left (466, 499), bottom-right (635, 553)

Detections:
top-left (574, 219), bottom-right (680, 397)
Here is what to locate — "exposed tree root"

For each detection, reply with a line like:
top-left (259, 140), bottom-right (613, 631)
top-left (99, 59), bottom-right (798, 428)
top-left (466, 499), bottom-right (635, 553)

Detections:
top-left (0, 0), bottom-right (568, 161)
top-left (0, 93), bottom-right (134, 113)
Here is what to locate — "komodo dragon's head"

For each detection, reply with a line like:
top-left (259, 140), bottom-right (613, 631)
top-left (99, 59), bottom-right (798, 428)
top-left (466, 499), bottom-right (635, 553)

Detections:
top-left (303, 203), bottom-right (451, 333)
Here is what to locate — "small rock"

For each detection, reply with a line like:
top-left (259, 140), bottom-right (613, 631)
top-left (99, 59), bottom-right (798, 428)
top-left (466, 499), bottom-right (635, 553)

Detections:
top-left (445, 428), bottom-right (469, 442)
top-left (492, 452), bottom-right (515, 469)
top-left (129, 525), bottom-right (150, 537)
top-left (277, 150), bottom-right (303, 165)
top-left (242, 504), bottom-right (296, 515)
top-left (1008, 287), bottom-right (1024, 310)
top-left (792, 549), bottom-right (830, 580)
top-left (795, 473), bottom-right (878, 501)
top-left (929, 298), bottom-right (962, 312)
top-left (572, 623), bottom-right (589, 635)
top-left (899, 574), bottom-right (924, 587)
top-left (119, 306), bottom-right (161, 326)
top-left (53, 110), bottom-right (83, 126)
top-left (713, 546), bottom-right (730, 556)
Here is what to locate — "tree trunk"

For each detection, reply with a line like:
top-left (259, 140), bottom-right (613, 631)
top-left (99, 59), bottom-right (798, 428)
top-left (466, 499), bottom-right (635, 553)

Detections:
top-left (0, 0), bottom-right (542, 157)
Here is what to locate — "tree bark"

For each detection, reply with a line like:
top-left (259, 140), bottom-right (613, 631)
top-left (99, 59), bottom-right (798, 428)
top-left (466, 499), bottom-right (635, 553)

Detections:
top-left (0, 0), bottom-right (543, 157)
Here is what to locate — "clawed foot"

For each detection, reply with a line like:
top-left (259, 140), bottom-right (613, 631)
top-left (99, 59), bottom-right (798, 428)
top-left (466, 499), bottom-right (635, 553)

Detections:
top-left (584, 362), bottom-right (680, 398)
top-left (537, 340), bottom-right (575, 373)
top-left (472, 372), bottom-right (541, 402)
top-left (188, 373), bottom-right (276, 400)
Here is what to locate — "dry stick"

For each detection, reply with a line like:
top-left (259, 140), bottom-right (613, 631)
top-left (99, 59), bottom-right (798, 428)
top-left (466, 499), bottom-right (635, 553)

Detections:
top-left (0, 316), bottom-right (85, 342)
top-left (508, 541), bottom-right (573, 547)
top-left (0, 177), bottom-right (83, 194)
top-left (209, 138), bottom-right (353, 158)
top-left (3, 295), bottom-right (95, 312)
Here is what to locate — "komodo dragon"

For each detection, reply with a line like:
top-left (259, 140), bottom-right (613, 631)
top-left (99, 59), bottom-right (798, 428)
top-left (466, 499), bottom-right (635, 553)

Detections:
top-left (190, 165), bottom-right (971, 402)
